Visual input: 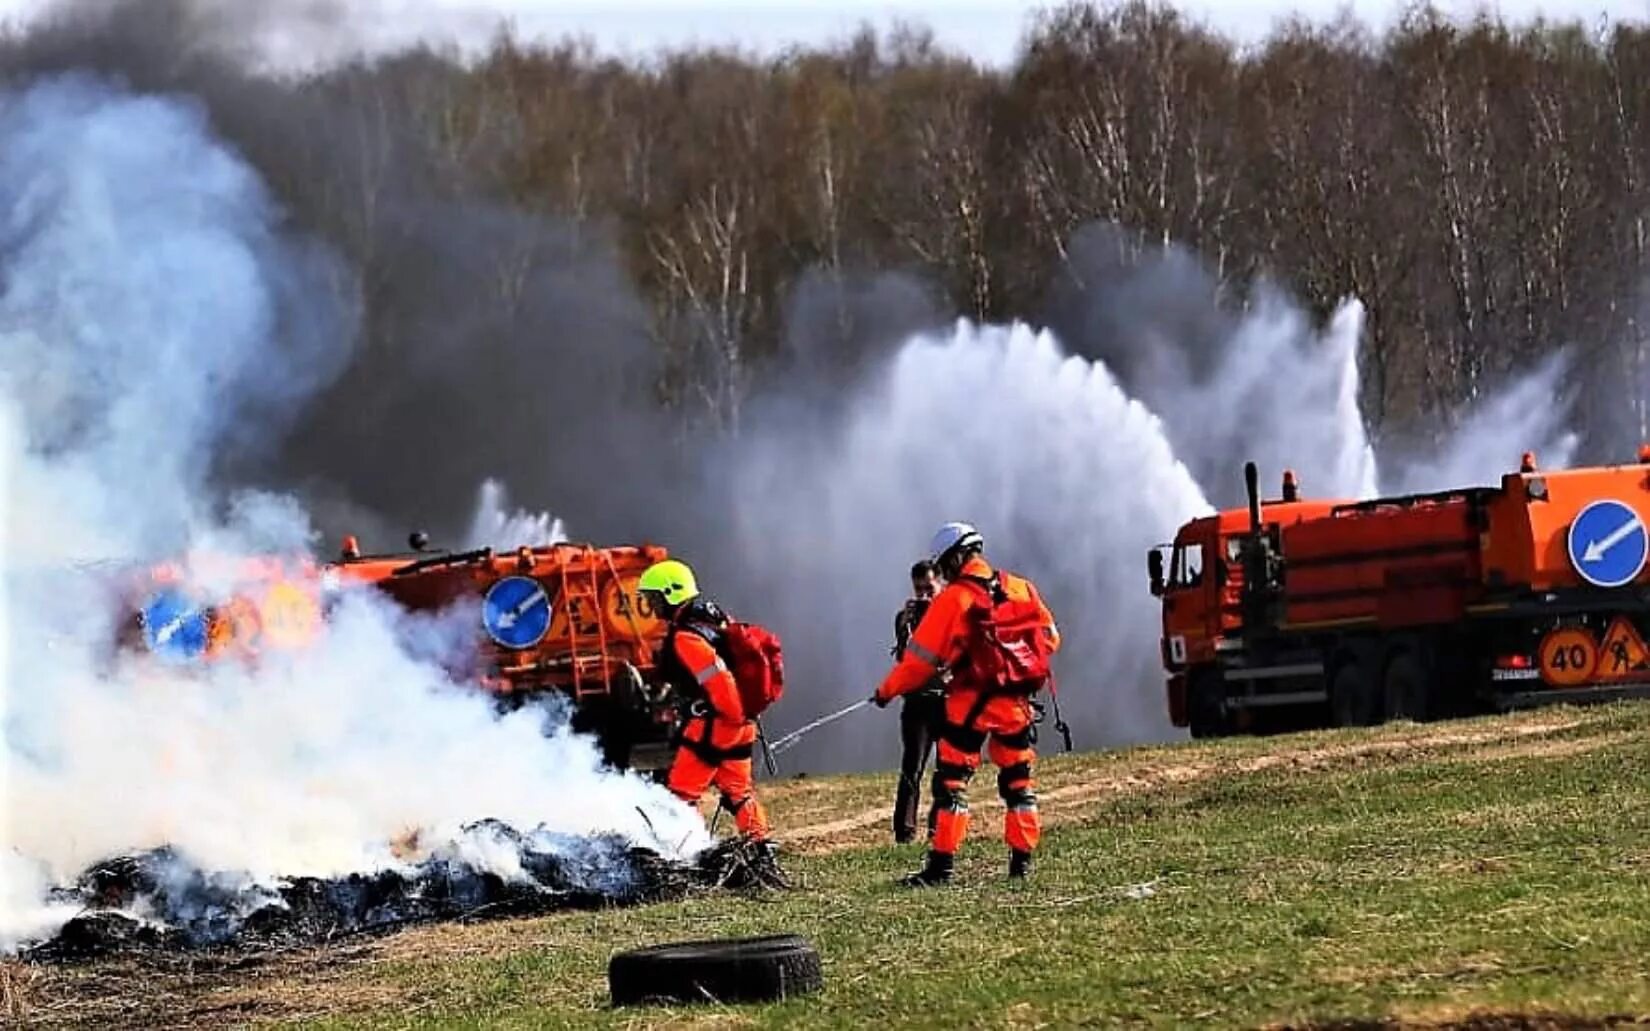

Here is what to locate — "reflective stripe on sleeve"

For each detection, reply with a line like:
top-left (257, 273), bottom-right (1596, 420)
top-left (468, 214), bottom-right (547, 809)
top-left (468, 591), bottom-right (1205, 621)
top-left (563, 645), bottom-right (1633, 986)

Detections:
top-left (907, 640), bottom-right (941, 665)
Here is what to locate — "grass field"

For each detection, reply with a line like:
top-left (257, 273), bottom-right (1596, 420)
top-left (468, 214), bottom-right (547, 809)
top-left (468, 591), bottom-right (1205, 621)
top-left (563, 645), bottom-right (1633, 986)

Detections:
top-left (11, 703), bottom-right (1650, 1028)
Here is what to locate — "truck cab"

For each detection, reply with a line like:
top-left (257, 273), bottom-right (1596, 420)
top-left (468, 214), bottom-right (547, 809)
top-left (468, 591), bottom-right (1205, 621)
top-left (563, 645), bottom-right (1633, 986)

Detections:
top-left (1149, 469), bottom-right (1343, 734)
top-left (1149, 515), bottom-right (1223, 673)
top-left (1149, 448), bottom-right (1650, 741)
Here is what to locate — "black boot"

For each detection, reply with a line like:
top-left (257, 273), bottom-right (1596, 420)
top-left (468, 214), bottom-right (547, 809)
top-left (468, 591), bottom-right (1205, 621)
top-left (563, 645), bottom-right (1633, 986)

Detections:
top-left (1008, 850), bottom-right (1033, 879)
top-left (901, 850), bottom-right (954, 887)
top-left (746, 839), bottom-right (790, 889)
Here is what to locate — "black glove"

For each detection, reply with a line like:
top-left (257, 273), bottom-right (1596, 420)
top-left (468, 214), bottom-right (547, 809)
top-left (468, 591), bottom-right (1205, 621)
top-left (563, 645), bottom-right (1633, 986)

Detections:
top-left (871, 692), bottom-right (889, 709)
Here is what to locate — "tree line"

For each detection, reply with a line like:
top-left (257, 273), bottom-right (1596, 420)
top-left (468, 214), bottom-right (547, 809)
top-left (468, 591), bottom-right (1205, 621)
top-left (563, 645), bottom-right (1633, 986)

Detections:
top-left (67, 0), bottom-right (1650, 456)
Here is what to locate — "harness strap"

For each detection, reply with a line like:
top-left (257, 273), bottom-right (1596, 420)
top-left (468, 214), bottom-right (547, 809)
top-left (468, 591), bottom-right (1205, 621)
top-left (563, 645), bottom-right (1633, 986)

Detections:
top-left (994, 725), bottom-right (1034, 751)
top-left (678, 719), bottom-right (754, 763)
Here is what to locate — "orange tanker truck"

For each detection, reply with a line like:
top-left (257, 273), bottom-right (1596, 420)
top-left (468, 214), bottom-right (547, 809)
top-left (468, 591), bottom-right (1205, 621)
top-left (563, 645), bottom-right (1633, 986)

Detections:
top-left (122, 533), bottom-right (681, 772)
top-left (1151, 450), bottom-right (1650, 737)
top-left (325, 533), bottom-right (679, 771)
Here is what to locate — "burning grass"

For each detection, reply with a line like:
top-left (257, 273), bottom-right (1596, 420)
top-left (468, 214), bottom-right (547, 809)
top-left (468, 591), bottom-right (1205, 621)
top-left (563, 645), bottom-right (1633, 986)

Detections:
top-left (15, 703), bottom-right (1650, 1028)
top-left (17, 826), bottom-right (784, 966)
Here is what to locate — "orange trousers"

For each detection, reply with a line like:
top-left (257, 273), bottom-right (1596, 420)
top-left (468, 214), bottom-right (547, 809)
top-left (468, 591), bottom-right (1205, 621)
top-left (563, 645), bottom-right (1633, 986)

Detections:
top-left (930, 691), bottom-right (1039, 856)
top-left (667, 716), bottom-right (771, 841)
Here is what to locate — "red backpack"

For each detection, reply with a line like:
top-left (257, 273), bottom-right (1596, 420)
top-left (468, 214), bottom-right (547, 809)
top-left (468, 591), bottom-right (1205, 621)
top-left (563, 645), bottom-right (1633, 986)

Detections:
top-left (958, 574), bottom-right (1055, 692)
top-left (721, 620), bottom-right (786, 719)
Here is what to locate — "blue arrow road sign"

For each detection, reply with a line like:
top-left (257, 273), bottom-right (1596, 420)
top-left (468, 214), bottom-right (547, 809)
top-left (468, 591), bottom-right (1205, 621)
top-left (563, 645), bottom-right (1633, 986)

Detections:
top-left (482, 576), bottom-right (552, 649)
top-left (141, 588), bottom-right (211, 662)
top-left (1567, 498), bottom-right (1649, 588)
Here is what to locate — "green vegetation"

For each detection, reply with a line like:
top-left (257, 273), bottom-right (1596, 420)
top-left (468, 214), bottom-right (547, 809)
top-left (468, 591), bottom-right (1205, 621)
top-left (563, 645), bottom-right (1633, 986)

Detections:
top-left (20, 703), bottom-right (1650, 1027)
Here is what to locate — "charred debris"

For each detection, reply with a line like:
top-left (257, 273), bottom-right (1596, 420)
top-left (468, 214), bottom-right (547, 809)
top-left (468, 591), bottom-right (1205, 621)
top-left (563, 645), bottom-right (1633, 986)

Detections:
top-left (23, 821), bottom-right (786, 963)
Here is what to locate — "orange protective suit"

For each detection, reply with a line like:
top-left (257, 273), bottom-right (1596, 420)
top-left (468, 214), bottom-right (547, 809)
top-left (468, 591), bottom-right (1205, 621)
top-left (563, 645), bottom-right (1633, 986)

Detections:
top-left (660, 610), bottom-right (771, 841)
top-left (874, 556), bottom-right (1059, 858)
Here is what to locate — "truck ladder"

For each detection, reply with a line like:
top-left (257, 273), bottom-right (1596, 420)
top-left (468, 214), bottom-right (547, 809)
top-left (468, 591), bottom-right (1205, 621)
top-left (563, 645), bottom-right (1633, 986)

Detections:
top-left (557, 546), bottom-right (613, 701)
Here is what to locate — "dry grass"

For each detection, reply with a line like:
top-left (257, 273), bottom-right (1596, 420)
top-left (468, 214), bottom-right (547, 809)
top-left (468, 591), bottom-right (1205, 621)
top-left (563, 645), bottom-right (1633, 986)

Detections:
top-left (2, 960), bottom-right (39, 1021)
top-left (768, 708), bottom-right (1592, 855)
top-left (12, 703), bottom-right (1649, 1029)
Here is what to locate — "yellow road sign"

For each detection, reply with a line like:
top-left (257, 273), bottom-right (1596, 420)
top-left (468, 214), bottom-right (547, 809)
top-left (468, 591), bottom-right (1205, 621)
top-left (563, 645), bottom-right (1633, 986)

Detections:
top-left (1597, 616), bottom-right (1650, 682)
top-left (603, 575), bottom-right (665, 640)
top-left (259, 581), bottom-right (322, 649)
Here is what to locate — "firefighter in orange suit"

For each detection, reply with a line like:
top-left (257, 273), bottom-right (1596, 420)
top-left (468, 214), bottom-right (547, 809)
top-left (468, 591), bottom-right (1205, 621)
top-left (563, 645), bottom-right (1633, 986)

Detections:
top-left (873, 522), bottom-right (1060, 885)
top-left (639, 558), bottom-right (772, 844)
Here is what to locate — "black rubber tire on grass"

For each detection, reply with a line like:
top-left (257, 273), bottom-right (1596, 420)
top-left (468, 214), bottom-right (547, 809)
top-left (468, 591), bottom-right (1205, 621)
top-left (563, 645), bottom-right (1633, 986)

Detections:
top-left (608, 934), bottom-right (823, 1006)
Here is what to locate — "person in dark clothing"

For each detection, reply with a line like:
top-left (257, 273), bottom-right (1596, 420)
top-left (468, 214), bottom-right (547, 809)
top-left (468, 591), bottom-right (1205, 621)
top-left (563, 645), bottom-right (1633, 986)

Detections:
top-left (892, 560), bottom-right (946, 843)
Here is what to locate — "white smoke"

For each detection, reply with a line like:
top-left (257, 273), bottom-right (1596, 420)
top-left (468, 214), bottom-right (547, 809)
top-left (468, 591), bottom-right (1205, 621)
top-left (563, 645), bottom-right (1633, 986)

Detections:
top-left (0, 74), bottom-right (705, 951)
top-left (6, 587), bottom-right (703, 881)
top-left (465, 478), bottom-right (566, 551)
top-left (1382, 353), bottom-right (1580, 493)
top-left (0, 407), bottom-right (68, 951)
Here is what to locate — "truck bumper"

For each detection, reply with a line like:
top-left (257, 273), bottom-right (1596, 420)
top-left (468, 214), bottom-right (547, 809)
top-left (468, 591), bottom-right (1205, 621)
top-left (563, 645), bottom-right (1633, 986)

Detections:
top-left (1495, 683), bottom-right (1650, 710)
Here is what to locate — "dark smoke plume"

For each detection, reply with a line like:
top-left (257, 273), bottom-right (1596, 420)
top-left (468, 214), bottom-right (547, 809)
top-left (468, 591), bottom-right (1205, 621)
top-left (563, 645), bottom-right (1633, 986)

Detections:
top-left (0, 0), bottom-right (674, 551)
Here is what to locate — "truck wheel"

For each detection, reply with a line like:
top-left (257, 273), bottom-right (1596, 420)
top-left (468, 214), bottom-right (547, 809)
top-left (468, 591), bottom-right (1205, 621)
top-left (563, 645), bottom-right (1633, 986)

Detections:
top-left (1383, 651), bottom-right (1431, 723)
top-left (596, 723), bottom-right (635, 771)
top-left (1187, 671), bottom-right (1230, 738)
top-left (1329, 657), bottom-right (1380, 727)
top-left (608, 934), bottom-right (823, 1006)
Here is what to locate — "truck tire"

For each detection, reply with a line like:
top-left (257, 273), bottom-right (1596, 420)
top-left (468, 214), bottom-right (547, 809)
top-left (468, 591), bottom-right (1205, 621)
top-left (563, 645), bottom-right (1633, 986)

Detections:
top-left (1187, 671), bottom-right (1230, 739)
top-left (597, 727), bottom-right (633, 771)
top-left (1329, 656), bottom-right (1380, 727)
top-left (1383, 650), bottom-right (1431, 722)
top-left (608, 934), bottom-right (823, 1006)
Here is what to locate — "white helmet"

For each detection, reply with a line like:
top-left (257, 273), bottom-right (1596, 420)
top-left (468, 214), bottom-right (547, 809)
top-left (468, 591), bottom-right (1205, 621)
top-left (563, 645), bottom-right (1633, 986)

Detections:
top-left (929, 521), bottom-right (984, 564)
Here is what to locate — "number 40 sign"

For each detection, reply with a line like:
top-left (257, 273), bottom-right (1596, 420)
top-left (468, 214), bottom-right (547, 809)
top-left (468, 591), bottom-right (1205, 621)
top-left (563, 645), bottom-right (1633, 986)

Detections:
top-left (1538, 626), bottom-right (1598, 687)
top-left (1538, 618), bottom-right (1650, 688)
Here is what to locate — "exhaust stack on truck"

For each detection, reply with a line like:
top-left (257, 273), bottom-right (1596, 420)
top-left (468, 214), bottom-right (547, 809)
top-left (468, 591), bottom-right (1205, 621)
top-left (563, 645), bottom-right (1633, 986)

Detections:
top-left (1150, 450), bottom-right (1650, 737)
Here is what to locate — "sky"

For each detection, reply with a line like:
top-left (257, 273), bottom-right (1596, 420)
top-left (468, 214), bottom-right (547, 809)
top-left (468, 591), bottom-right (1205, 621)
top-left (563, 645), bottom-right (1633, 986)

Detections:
top-left (1, 0), bottom-right (1648, 69)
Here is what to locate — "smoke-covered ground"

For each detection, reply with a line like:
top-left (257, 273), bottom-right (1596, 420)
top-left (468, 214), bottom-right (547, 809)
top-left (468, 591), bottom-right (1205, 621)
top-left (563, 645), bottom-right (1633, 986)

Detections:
top-left (0, 72), bottom-right (706, 953)
top-left (0, 0), bottom-right (1594, 957)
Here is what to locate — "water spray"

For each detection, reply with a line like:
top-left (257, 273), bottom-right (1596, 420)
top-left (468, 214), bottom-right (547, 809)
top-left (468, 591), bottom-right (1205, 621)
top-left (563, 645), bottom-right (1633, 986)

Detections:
top-left (766, 699), bottom-right (875, 758)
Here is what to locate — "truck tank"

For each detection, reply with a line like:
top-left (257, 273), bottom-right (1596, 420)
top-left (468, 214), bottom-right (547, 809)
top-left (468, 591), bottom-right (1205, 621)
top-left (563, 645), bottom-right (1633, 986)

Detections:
top-left (1151, 450), bottom-right (1650, 737)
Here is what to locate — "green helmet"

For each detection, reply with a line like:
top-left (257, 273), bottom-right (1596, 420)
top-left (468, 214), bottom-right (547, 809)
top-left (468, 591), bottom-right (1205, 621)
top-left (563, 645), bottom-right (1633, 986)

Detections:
top-left (638, 559), bottom-right (699, 608)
